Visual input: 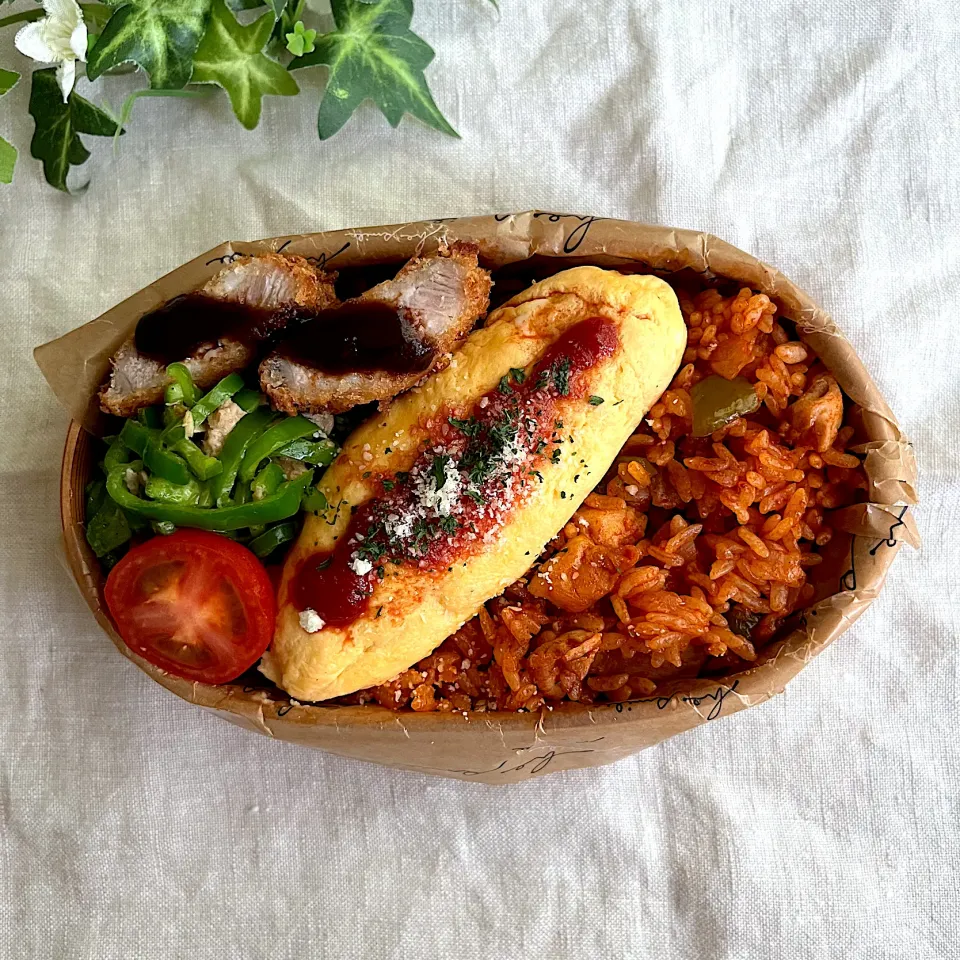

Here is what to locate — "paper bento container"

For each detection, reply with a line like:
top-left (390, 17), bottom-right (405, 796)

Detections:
top-left (36, 211), bottom-right (919, 784)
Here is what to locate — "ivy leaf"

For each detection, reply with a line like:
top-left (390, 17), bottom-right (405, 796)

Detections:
top-left (289, 0), bottom-right (457, 140)
top-left (86, 0), bottom-right (212, 89)
top-left (0, 68), bottom-right (17, 184)
top-left (28, 68), bottom-right (123, 191)
top-left (226, 0), bottom-right (284, 12)
top-left (285, 19), bottom-right (315, 57)
top-left (83, 3), bottom-right (115, 29)
top-left (266, 0), bottom-right (301, 56)
top-left (0, 138), bottom-right (15, 185)
top-left (0, 67), bottom-right (18, 97)
top-left (191, 0), bottom-right (299, 129)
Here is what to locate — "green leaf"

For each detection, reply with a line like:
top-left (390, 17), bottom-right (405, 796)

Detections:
top-left (1, 71), bottom-right (19, 185)
top-left (285, 19), bottom-right (315, 57)
top-left (0, 68), bottom-right (18, 97)
top-left (289, 0), bottom-right (457, 140)
top-left (82, 3), bottom-right (116, 29)
top-left (86, 496), bottom-right (132, 557)
top-left (0, 136), bottom-right (15, 184)
top-left (266, 0), bottom-right (300, 56)
top-left (191, 0), bottom-right (298, 129)
top-left (28, 68), bottom-right (123, 192)
top-left (86, 0), bottom-right (212, 89)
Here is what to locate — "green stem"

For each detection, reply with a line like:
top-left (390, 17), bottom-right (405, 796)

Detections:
top-left (110, 87), bottom-right (215, 148)
top-left (0, 4), bottom-right (109, 30)
top-left (0, 9), bottom-right (43, 29)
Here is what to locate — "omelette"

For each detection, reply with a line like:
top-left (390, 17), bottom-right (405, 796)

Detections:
top-left (259, 267), bottom-right (686, 702)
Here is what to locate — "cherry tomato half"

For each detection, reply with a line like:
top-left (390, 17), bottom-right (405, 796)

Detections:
top-left (104, 529), bottom-right (276, 684)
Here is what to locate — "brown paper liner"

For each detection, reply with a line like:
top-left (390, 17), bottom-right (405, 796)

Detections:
top-left (38, 212), bottom-right (918, 784)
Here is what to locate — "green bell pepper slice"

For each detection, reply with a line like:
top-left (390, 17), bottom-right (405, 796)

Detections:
top-left (118, 419), bottom-right (151, 456)
top-left (273, 437), bottom-right (338, 467)
top-left (164, 362), bottom-right (201, 407)
top-left (248, 522), bottom-right (298, 558)
top-left (191, 373), bottom-right (245, 427)
top-left (302, 486), bottom-right (328, 515)
top-left (160, 422), bottom-right (186, 446)
top-left (162, 404), bottom-right (185, 428)
top-left (86, 494), bottom-right (132, 557)
top-left (106, 468), bottom-right (313, 531)
top-left (136, 406), bottom-right (163, 429)
top-left (172, 438), bottom-right (223, 480)
top-left (208, 407), bottom-right (276, 506)
top-left (144, 437), bottom-right (191, 485)
top-left (103, 441), bottom-right (132, 474)
top-left (119, 420), bottom-right (191, 485)
top-left (239, 416), bottom-right (319, 483)
top-left (144, 474), bottom-right (202, 505)
top-left (158, 411), bottom-right (222, 481)
top-left (233, 388), bottom-right (265, 412)
top-left (251, 462), bottom-right (285, 500)
top-left (85, 478), bottom-right (107, 518)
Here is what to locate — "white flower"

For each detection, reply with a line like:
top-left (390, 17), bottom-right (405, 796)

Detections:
top-left (15, 0), bottom-right (87, 101)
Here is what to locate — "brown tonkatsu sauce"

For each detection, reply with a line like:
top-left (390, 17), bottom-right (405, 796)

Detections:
top-left (275, 301), bottom-right (435, 375)
top-left (134, 294), bottom-right (300, 364)
top-left (134, 294), bottom-right (434, 376)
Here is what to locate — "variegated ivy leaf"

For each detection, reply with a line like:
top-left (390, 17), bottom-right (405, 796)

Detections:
top-left (0, 137), bottom-right (15, 184)
top-left (289, 0), bottom-right (457, 140)
top-left (28, 67), bottom-right (122, 191)
top-left (86, 0), bottom-right (212, 89)
top-left (0, 68), bottom-right (18, 97)
top-left (191, 0), bottom-right (299, 129)
top-left (0, 68), bottom-right (18, 184)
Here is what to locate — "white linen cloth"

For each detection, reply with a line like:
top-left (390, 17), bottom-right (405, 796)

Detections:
top-left (1, 1), bottom-right (957, 957)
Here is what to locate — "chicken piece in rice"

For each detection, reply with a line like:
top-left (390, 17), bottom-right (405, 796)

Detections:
top-left (529, 535), bottom-right (640, 614)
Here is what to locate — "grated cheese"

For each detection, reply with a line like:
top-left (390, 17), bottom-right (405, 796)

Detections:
top-left (298, 609), bottom-right (325, 633)
top-left (349, 556), bottom-right (374, 576)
